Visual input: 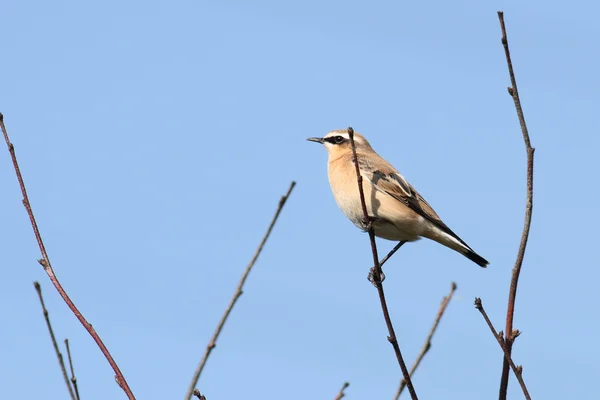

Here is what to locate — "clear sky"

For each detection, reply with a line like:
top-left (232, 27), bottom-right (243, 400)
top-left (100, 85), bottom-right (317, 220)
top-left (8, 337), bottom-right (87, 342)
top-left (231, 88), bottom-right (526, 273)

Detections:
top-left (1, 1), bottom-right (598, 399)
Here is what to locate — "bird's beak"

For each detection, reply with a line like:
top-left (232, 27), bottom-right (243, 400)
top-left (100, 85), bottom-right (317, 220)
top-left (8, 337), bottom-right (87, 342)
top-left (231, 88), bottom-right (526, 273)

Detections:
top-left (307, 137), bottom-right (324, 144)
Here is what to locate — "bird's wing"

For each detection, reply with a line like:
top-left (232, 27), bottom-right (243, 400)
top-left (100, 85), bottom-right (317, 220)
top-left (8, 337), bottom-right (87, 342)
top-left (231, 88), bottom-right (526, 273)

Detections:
top-left (366, 167), bottom-right (470, 248)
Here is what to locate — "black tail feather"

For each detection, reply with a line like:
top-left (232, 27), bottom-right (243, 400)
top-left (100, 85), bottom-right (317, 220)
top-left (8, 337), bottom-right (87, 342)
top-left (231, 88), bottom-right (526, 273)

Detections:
top-left (464, 249), bottom-right (489, 268)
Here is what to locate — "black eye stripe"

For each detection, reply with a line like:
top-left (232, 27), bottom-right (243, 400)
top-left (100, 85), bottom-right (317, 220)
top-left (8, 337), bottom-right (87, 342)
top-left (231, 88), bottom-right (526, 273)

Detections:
top-left (324, 135), bottom-right (347, 144)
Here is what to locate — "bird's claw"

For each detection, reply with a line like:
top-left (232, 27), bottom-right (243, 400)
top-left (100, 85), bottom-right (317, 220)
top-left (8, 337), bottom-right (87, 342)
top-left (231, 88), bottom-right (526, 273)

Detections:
top-left (367, 267), bottom-right (385, 286)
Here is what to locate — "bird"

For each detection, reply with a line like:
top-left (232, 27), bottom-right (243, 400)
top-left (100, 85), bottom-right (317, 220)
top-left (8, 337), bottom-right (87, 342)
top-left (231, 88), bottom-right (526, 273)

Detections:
top-left (307, 129), bottom-right (489, 267)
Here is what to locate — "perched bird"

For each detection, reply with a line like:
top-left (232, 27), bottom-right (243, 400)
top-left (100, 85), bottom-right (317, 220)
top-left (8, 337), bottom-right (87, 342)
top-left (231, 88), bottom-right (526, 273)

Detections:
top-left (307, 129), bottom-right (489, 267)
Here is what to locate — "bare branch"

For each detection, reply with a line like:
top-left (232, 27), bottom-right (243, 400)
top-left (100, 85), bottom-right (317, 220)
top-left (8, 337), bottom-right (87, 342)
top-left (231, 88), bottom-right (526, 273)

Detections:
top-left (184, 181), bottom-right (296, 400)
top-left (333, 382), bottom-right (350, 400)
top-left (347, 127), bottom-right (418, 400)
top-left (1, 113), bottom-right (136, 399)
top-left (64, 339), bottom-right (81, 400)
top-left (496, 11), bottom-right (535, 399)
top-left (474, 298), bottom-right (531, 400)
top-left (34, 282), bottom-right (76, 400)
top-left (394, 282), bottom-right (457, 399)
top-left (192, 389), bottom-right (207, 400)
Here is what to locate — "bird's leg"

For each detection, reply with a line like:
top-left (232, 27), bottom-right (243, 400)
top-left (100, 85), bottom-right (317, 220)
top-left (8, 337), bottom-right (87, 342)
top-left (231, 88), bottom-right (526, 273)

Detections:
top-left (363, 215), bottom-right (384, 285)
top-left (367, 241), bottom-right (407, 285)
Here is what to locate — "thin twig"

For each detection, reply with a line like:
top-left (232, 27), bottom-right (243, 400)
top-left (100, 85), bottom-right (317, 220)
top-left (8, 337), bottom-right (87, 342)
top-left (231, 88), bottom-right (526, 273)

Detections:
top-left (1, 114), bottom-right (136, 399)
top-left (474, 298), bottom-right (531, 400)
top-left (347, 127), bottom-right (418, 400)
top-left (333, 382), bottom-right (350, 400)
top-left (394, 282), bottom-right (457, 399)
top-left (65, 339), bottom-right (81, 400)
top-left (496, 11), bottom-right (535, 400)
top-left (192, 389), bottom-right (207, 400)
top-left (184, 181), bottom-right (296, 400)
top-left (34, 282), bottom-right (76, 400)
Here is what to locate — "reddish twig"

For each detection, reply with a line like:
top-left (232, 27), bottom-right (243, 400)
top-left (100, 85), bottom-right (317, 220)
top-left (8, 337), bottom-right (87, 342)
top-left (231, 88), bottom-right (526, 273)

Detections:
top-left (64, 339), bottom-right (81, 400)
top-left (496, 11), bottom-right (535, 400)
top-left (1, 114), bottom-right (136, 399)
top-left (192, 389), bottom-right (207, 400)
top-left (333, 382), bottom-right (350, 400)
top-left (394, 282), bottom-right (457, 399)
top-left (33, 282), bottom-right (76, 400)
top-left (184, 181), bottom-right (296, 400)
top-left (347, 127), bottom-right (418, 400)
top-left (474, 298), bottom-right (531, 399)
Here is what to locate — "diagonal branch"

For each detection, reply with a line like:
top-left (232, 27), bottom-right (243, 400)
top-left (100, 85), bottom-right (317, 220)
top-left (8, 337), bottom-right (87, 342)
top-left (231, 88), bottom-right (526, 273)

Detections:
top-left (496, 12), bottom-right (535, 400)
top-left (333, 382), bottom-right (350, 400)
top-left (64, 339), bottom-right (81, 400)
top-left (34, 282), bottom-right (76, 400)
top-left (394, 282), bottom-right (457, 399)
top-left (347, 127), bottom-right (418, 400)
top-left (192, 389), bottom-right (207, 400)
top-left (1, 114), bottom-right (136, 399)
top-left (475, 298), bottom-right (531, 399)
top-left (184, 181), bottom-right (296, 400)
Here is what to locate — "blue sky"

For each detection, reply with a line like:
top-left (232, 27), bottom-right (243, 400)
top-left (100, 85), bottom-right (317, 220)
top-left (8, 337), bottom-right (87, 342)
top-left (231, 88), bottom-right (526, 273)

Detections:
top-left (1, 1), bottom-right (598, 399)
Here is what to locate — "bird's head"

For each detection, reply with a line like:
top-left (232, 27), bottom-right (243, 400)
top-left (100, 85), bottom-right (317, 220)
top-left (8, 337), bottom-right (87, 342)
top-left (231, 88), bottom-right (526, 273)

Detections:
top-left (307, 129), bottom-right (373, 156)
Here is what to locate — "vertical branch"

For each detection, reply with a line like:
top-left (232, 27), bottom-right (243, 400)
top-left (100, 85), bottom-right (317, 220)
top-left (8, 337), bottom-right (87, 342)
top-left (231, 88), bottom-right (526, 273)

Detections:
top-left (184, 182), bottom-right (296, 400)
top-left (475, 298), bottom-right (531, 400)
top-left (347, 127), bottom-right (418, 400)
top-left (34, 282), bottom-right (77, 400)
top-left (394, 282), bottom-right (457, 400)
top-left (64, 339), bottom-right (81, 400)
top-left (1, 113), bottom-right (136, 399)
top-left (496, 12), bottom-right (535, 400)
top-left (333, 382), bottom-right (350, 400)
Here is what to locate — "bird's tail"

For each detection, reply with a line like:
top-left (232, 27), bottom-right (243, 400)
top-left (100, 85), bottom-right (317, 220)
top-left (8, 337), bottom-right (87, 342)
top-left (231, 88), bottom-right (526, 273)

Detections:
top-left (461, 248), bottom-right (489, 268)
top-left (423, 225), bottom-right (489, 267)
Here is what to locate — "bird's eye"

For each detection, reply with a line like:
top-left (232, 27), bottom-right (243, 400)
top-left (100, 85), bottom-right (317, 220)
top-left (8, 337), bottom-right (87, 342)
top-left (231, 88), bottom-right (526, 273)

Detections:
top-left (334, 136), bottom-right (344, 144)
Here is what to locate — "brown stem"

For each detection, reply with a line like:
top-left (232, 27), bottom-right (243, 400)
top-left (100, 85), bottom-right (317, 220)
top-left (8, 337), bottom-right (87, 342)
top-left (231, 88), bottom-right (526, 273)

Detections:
top-left (496, 11), bottom-right (535, 400)
top-left (64, 339), bottom-right (81, 400)
top-left (34, 282), bottom-right (76, 400)
top-left (394, 282), bottom-right (457, 399)
top-left (1, 114), bottom-right (136, 399)
top-left (475, 298), bottom-right (531, 400)
top-left (333, 382), bottom-right (350, 400)
top-left (347, 127), bottom-right (418, 400)
top-left (184, 181), bottom-right (296, 400)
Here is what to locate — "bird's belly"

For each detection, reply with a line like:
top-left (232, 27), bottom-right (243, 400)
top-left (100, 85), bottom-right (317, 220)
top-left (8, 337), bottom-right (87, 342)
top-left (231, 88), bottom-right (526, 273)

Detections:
top-left (331, 186), bottom-right (420, 242)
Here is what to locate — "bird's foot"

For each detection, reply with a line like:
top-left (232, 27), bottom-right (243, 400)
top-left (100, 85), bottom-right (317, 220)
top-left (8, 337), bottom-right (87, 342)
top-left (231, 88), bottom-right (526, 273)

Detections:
top-left (362, 215), bottom-right (380, 231)
top-left (367, 267), bottom-right (385, 286)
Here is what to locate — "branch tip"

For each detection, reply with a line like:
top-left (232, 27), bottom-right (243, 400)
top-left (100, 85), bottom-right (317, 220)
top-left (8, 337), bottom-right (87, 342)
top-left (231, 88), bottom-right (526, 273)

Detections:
top-left (184, 181), bottom-right (296, 400)
top-left (496, 11), bottom-right (535, 399)
top-left (3, 113), bottom-right (136, 399)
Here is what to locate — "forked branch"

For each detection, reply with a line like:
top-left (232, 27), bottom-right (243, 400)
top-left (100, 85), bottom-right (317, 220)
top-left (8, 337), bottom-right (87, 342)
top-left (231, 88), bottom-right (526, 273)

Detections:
top-left (475, 298), bottom-right (531, 399)
top-left (64, 339), bottom-right (81, 400)
top-left (1, 114), bottom-right (135, 399)
top-left (34, 282), bottom-right (76, 400)
top-left (347, 127), bottom-right (418, 400)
